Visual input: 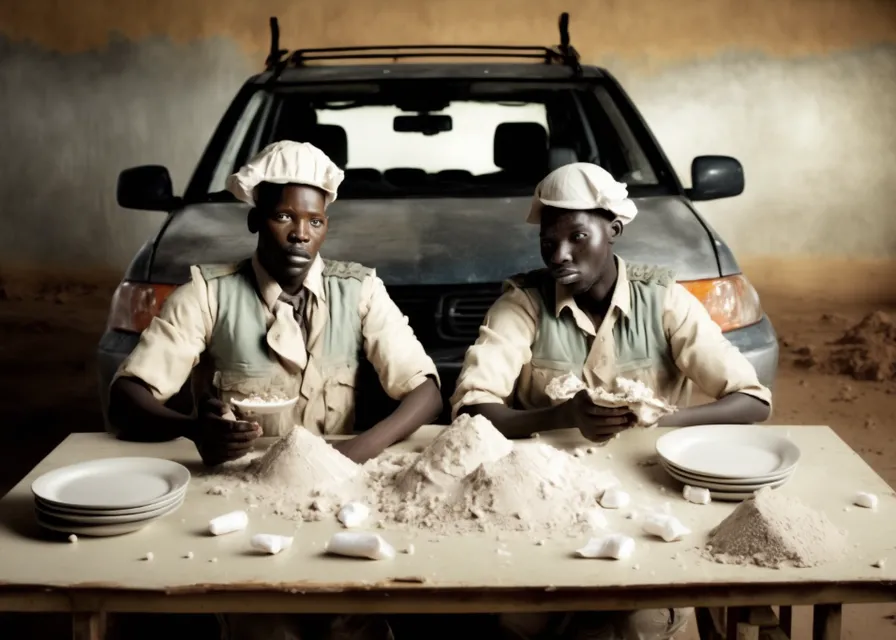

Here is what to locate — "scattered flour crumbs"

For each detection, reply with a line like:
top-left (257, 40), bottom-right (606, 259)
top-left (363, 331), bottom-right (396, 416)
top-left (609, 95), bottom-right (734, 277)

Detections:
top-left (202, 414), bottom-right (619, 535)
top-left (706, 487), bottom-right (848, 568)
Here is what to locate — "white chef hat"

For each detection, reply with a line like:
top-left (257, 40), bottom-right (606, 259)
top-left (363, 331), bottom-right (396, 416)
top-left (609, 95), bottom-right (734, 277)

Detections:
top-left (527, 162), bottom-right (638, 225)
top-left (226, 140), bottom-right (345, 207)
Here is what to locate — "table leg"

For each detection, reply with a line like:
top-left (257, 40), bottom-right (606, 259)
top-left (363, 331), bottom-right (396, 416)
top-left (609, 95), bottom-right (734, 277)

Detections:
top-left (779, 606), bottom-right (792, 636)
top-left (812, 604), bottom-right (842, 640)
top-left (72, 612), bottom-right (104, 640)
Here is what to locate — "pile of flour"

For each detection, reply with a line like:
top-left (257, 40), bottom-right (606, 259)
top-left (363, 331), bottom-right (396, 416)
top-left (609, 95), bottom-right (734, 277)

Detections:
top-left (202, 414), bottom-right (619, 535)
top-left (206, 427), bottom-right (366, 520)
top-left (395, 413), bottom-right (513, 495)
top-left (706, 487), bottom-right (848, 568)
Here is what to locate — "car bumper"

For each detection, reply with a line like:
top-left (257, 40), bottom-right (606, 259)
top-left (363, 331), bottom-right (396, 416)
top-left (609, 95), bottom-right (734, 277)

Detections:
top-left (96, 314), bottom-right (779, 429)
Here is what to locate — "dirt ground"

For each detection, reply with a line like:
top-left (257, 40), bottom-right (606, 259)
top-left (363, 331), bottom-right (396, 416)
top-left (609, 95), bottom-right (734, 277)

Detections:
top-left (0, 275), bottom-right (894, 639)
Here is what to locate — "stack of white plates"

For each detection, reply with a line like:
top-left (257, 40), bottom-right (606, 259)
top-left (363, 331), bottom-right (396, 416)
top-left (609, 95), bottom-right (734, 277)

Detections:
top-left (31, 457), bottom-right (190, 537)
top-left (655, 425), bottom-right (801, 501)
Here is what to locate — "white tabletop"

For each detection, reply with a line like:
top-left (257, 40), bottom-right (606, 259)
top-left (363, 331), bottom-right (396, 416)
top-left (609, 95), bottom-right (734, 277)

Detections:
top-left (0, 426), bottom-right (893, 614)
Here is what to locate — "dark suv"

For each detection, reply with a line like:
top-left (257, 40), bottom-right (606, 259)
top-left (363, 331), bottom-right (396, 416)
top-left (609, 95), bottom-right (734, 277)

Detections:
top-left (99, 15), bottom-right (778, 428)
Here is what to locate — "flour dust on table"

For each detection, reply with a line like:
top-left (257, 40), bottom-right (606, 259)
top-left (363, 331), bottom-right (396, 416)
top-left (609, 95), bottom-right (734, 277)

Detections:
top-left (201, 415), bottom-right (622, 536)
top-left (706, 486), bottom-right (849, 568)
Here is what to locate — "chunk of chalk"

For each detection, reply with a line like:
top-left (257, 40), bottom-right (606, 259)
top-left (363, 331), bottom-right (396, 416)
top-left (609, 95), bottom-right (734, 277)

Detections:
top-left (144, 552), bottom-right (154, 561)
top-left (575, 534), bottom-right (636, 560)
top-left (641, 514), bottom-right (690, 542)
top-left (250, 533), bottom-right (294, 555)
top-left (337, 502), bottom-right (370, 528)
top-left (325, 532), bottom-right (395, 560)
top-left (854, 492), bottom-right (878, 510)
top-left (67, 534), bottom-right (78, 543)
top-left (599, 488), bottom-right (631, 509)
top-left (208, 510), bottom-right (249, 536)
top-left (683, 485), bottom-right (711, 505)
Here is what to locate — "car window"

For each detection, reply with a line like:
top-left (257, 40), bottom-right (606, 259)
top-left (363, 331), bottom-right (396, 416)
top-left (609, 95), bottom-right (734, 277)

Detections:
top-left (202, 79), bottom-right (670, 200)
top-left (317, 102), bottom-right (548, 175)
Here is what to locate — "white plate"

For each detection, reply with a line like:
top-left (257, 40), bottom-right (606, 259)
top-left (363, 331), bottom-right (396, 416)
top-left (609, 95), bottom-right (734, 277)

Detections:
top-left (660, 458), bottom-right (793, 485)
top-left (32, 457), bottom-right (190, 510)
top-left (34, 484), bottom-right (186, 516)
top-left (662, 462), bottom-right (791, 492)
top-left (655, 425), bottom-right (800, 480)
top-left (230, 396), bottom-right (299, 415)
top-left (36, 494), bottom-right (184, 525)
top-left (707, 489), bottom-right (764, 502)
top-left (35, 511), bottom-right (166, 537)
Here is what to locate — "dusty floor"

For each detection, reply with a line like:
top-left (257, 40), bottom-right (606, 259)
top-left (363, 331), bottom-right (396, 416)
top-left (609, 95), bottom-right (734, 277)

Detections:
top-left (0, 280), bottom-right (894, 639)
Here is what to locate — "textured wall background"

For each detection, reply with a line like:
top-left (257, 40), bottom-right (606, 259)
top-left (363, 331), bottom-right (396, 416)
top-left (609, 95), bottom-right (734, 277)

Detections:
top-left (1, 0), bottom-right (895, 271)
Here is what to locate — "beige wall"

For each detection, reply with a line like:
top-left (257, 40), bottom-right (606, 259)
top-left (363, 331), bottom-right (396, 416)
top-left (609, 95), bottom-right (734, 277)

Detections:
top-left (1, 0), bottom-right (895, 271)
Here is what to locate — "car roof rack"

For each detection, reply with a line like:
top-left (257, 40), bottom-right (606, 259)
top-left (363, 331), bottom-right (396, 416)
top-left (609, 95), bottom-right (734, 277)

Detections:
top-left (265, 12), bottom-right (582, 77)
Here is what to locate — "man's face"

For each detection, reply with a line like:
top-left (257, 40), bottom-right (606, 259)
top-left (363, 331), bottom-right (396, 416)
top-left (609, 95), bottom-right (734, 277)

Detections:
top-left (539, 208), bottom-right (622, 295)
top-left (255, 184), bottom-right (328, 283)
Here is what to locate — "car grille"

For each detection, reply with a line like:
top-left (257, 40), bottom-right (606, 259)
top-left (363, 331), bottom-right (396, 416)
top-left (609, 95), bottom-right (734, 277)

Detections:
top-left (387, 285), bottom-right (501, 348)
top-left (440, 292), bottom-right (498, 341)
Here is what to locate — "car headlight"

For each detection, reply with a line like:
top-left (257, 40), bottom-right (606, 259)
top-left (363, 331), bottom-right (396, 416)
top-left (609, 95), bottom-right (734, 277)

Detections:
top-left (679, 274), bottom-right (763, 332)
top-left (106, 281), bottom-right (176, 333)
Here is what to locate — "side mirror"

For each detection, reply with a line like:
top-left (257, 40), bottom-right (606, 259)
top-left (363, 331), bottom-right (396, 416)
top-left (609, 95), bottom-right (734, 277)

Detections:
top-left (686, 156), bottom-right (744, 202)
top-left (117, 165), bottom-right (182, 211)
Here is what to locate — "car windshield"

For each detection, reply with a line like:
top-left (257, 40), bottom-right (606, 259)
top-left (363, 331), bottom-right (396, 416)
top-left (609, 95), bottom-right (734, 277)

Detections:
top-left (205, 79), bottom-right (671, 200)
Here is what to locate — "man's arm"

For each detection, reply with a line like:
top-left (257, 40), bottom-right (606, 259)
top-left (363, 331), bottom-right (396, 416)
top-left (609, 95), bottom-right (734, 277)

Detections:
top-left (450, 286), bottom-right (567, 438)
top-left (338, 275), bottom-right (443, 462)
top-left (108, 271), bottom-right (212, 441)
top-left (109, 377), bottom-right (196, 442)
top-left (460, 403), bottom-right (563, 440)
top-left (659, 283), bottom-right (772, 427)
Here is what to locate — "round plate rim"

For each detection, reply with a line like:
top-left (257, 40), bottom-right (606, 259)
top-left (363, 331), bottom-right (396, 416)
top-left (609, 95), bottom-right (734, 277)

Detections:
top-left (662, 462), bottom-right (791, 492)
top-left (655, 425), bottom-right (801, 479)
top-left (34, 484), bottom-right (186, 516)
top-left (659, 457), bottom-right (794, 484)
top-left (36, 494), bottom-right (184, 525)
top-left (31, 457), bottom-right (191, 509)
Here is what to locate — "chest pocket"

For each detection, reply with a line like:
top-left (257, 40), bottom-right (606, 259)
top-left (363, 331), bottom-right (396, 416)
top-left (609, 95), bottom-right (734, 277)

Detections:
top-left (320, 362), bottom-right (360, 435)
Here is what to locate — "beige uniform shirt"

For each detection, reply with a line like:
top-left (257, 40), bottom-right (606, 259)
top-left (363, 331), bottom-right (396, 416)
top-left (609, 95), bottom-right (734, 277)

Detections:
top-left (115, 253), bottom-right (438, 433)
top-left (450, 260), bottom-right (771, 418)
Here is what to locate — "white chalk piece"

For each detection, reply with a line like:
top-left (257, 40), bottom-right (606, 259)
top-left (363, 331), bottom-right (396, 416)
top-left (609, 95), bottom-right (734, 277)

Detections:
top-left (325, 532), bottom-right (396, 560)
top-left (337, 502), bottom-right (370, 528)
top-left (854, 492), bottom-right (879, 510)
top-left (144, 552), bottom-right (154, 562)
top-left (683, 485), bottom-right (712, 505)
top-left (641, 514), bottom-right (690, 542)
top-left (404, 544), bottom-right (416, 555)
top-left (599, 488), bottom-right (631, 509)
top-left (67, 534), bottom-right (78, 543)
top-left (873, 558), bottom-right (886, 569)
top-left (208, 510), bottom-right (249, 536)
top-left (575, 534), bottom-right (636, 560)
top-left (250, 533), bottom-right (294, 555)
top-left (184, 552), bottom-right (194, 560)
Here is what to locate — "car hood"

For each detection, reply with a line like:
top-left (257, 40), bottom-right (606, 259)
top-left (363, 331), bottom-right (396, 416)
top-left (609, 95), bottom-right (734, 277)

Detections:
top-left (148, 196), bottom-right (719, 286)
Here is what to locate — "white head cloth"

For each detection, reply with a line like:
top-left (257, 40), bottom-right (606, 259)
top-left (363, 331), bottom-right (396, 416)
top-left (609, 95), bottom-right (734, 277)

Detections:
top-left (527, 162), bottom-right (637, 225)
top-left (226, 140), bottom-right (345, 207)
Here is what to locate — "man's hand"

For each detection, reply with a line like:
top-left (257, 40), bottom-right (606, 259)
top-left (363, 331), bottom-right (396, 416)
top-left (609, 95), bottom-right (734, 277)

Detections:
top-left (331, 435), bottom-right (380, 464)
top-left (559, 389), bottom-right (637, 444)
top-left (191, 397), bottom-right (262, 467)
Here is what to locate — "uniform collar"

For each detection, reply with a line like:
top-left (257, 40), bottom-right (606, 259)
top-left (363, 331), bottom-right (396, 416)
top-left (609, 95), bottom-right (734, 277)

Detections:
top-left (251, 252), bottom-right (326, 312)
top-left (554, 255), bottom-right (631, 328)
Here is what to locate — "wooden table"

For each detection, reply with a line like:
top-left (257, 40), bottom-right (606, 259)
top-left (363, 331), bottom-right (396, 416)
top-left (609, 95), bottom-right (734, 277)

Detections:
top-left (0, 426), bottom-right (893, 640)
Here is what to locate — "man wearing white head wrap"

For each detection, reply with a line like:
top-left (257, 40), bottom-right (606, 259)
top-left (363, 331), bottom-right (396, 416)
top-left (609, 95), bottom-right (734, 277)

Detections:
top-left (110, 140), bottom-right (442, 467)
top-left (449, 164), bottom-right (771, 639)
